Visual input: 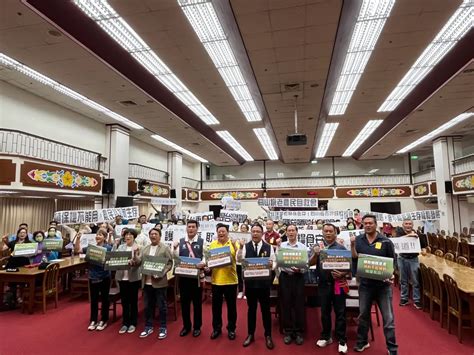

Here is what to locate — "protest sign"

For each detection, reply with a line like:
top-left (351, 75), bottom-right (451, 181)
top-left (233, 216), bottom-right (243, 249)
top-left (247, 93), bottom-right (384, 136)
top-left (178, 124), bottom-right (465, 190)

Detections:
top-left (141, 255), bottom-right (169, 278)
top-left (85, 245), bottom-right (107, 266)
top-left (356, 254), bottom-right (394, 281)
top-left (242, 257), bottom-right (271, 279)
top-left (104, 251), bottom-right (132, 270)
top-left (220, 210), bottom-right (248, 223)
top-left (80, 234), bottom-right (97, 249)
top-left (150, 197), bottom-right (177, 205)
top-left (13, 243), bottom-right (38, 257)
top-left (320, 249), bottom-right (352, 270)
top-left (42, 239), bottom-right (64, 252)
top-left (258, 198), bottom-right (318, 208)
top-left (297, 230), bottom-right (325, 249)
top-left (207, 246), bottom-right (232, 268)
top-left (189, 212), bottom-right (214, 222)
top-left (163, 225), bottom-right (186, 248)
top-left (54, 206), bottom-right (139, 225)
top-left (391, 236), bottom-right (421, 254)
top-left (337, 230), bottom-right (364, 250)
top-left (174, 256), bottom-right (201, 278)
top-left (276, 248), bottom-right (308, 268)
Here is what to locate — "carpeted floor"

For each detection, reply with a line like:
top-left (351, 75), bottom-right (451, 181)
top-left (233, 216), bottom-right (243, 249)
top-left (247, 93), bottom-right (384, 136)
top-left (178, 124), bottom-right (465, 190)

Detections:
top-left (0, 288), bottom-right (473, 355)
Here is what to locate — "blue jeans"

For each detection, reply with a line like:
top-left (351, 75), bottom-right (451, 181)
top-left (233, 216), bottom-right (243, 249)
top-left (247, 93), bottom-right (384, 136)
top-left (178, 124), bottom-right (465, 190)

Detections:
top-left (357, 283), bottom-right (398, 353)
top-left (397, 257), bottom-right (420, 303)
top-left (144, 285), bottom-right (167, 329)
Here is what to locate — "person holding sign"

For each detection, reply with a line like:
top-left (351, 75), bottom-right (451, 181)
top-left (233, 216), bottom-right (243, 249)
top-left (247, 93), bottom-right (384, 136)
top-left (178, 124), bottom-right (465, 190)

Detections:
top-left (173, 220), bottom-right (206, 338)
top-left (237, 223), bottom-right (275, 350)
top-left (74, 229), bottom-right (113, 331)
top-left (114, 229), bottom-right (141, 335)
top-left (350, 215), bottom-right (397, 354)
top-left (395, 219), bottom-right (425, 309)
top-left (207, 223), bottom-right (239, 341)
top-left (136, 228), bottom-right (173, 340)
top-left (311, 224), bottom-right (349, 354)
top-left (277, 224), bottom-right (307, 345)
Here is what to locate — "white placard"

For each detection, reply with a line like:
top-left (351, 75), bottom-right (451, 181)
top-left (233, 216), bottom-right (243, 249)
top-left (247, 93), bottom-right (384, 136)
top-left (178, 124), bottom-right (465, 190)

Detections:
top-left (297, 230), bottom-right (325, 250)
top-left (221, 197), bottom-right (241, 210)
top-left (189, 212), bottom-right (214, 222)
top-left (391, 236), bottom-right (421, 254)
top-left (258, 198), bottom-right (319, 208)
top-left (163, 225), bottom-right (187, 248)
top-left (220, 210), bottom-right (248, 223)
top-left (54, 206), bottom-right (139, 225)
top-left (150, 197), bottom-right (177, 205)
top-left (80, 234), bottom-right (98, 249)
top-left (337, 230), bottom-right (365, 250)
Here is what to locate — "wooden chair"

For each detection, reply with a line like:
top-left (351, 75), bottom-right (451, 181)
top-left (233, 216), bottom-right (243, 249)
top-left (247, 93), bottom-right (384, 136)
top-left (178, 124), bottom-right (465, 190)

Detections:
top-left (444, 253), bottom-right (455, 262)
top-left (425, 246), bottom-right (431, 254)
top-left (428, 267), bottom-right (444, 327)
top-left (429, 234), bottom-right (439, 252)
top-left (419, 264), bottom-right (432, 312)
top-left (70, 272), bottom-right (90, 300)
top-left (434, 249), bottom-right (444, 257)
top-left (443, 274), bottom-right (472, 343)
top-left (23, 263), bottom-right (60, 313)
top-left (450, 238), bottom-right (459, 257)
top-left (456, 256), bottom-right (469, 266)
top-left (460, 239), bottom-right (470, 260)
top-left (438, 236), bottom-right (446, 253)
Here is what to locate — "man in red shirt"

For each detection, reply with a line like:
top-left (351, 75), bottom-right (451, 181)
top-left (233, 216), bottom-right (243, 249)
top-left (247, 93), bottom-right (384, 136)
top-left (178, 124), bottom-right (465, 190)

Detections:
top-left (263, 219), bottom-right (280, 247)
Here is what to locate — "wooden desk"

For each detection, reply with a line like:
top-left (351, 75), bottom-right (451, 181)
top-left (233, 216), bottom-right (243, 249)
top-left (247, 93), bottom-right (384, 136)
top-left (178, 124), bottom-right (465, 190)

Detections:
top-left (419, 254), bottom-right (474, 334)
top-left (0, 257), bottom-right (87, 314)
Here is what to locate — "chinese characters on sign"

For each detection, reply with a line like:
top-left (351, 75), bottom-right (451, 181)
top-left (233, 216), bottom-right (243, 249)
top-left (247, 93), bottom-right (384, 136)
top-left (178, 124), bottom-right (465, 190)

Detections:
top-left (258, 198), bottom-right (319, 208)
top-left (54, 206), bottom-right (139, 225)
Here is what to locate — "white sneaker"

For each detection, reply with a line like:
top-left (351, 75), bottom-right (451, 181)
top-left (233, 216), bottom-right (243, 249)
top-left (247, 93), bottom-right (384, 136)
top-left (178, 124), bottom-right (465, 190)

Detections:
top-left (119, 325), bottom-right (128, 334)
top-left (338, 343), bottom-right (348, 354)
top-left (96, 321), bottom-right (107, 331)
top-left (88, 321), bottom-right (97, 331)
top-left (127, 325), bottom-right (136, 333)
top-left (158, 328), bottom-right (167, 340)
top-left (316, 338), bottom-right (333, 347)
top-left (237, 292), bottom-right (243, 299)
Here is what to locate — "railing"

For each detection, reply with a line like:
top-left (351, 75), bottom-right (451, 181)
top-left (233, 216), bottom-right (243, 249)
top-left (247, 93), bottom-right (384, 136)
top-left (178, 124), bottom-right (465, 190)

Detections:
top-left (129, 163), bottom-right (168, 184)
top-left (335, 174), bottom-right (411, 186)
top-left (453, 154), bottom-right (474, 175)
top-left (412, 169), bottom-right (436, 183)
top-left (266, 177), bottom-right (334, 188)
top-left (202, 179), bottom-right (262, 190)
top-left (0, 129), bottom-right (106, 171)
top-left (182, 177), bottom-right (200, 189)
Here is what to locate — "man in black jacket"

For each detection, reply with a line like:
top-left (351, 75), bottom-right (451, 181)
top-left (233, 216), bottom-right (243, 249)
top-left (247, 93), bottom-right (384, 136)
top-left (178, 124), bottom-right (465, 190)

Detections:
top-left (237, 223), bottom-right (275, 350)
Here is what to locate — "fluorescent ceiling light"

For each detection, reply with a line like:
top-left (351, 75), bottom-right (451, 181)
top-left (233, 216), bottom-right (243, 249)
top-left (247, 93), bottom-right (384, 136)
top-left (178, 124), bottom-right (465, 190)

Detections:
top-left (178, 0), bottom-right (262, 122)
top-left (216, 130), bottom-right (254, 161)
top-left (342, 119), bottom-right (383, 156)
top-left (311, 160), bottom-right (318, 164)
top-left (378, 0), bottom-right (473, 112)
top-left (329, 0), bottom-right (396, 115)
top-left (151, 134), bottom-right (208, 162)
top-left (0, 53), bottom-right (143, 130)
top-left (368, 169), bottom-right (379, 174)
top-left (277, 172), bottom-right (284, 178)
top-left (57, 194), bottom-right (86, 198)
top-left (397, 112), bottom-right (474, 153)
top-left (74, 0), bottom-right (219, 125)
top-left (311, 171), bottom-right (320, 177)
top-left (253, 128), bottom-right (278, 160)
top-left (334, 170), bottom-right (339, 176)
top-left (315, 123), bottom-right (339, 158)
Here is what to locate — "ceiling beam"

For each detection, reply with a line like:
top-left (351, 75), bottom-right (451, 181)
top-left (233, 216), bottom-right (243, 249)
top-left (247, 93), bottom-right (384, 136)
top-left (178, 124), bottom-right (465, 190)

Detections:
top-left (22, 0), bottom-right (246, 165)
top-left (311, 0), bottom-right (363, 160)
top-left (353, 28), bottom-right (474, 159)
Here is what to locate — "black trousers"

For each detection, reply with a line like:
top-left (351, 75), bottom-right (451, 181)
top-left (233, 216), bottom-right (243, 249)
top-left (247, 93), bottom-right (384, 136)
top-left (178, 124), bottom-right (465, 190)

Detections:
top-left (118, 280), bottom-right (140, 327)
top-left (89, 278), bottom-right (110, 323)
top-left (246, 287), bottom-right (271, 336)
top-left (236, 265), bottom-right (244, 292)
top-left (319, 285), bottom-right (347, 343)
top-left (179, 277), bottom-right (203, 331)
top-left (212, 284), bottom-right (237, 332)
top-left (279, 272), bottom-right (305, 335)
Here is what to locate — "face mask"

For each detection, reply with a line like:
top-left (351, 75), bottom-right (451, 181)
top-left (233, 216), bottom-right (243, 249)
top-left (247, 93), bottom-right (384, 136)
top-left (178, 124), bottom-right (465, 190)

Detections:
top-left (317, 224), bottom-right (323, 229)
top-left (48, 231), bottom-right (56, 238)
top-left (348, 224), bottom-right (355, 230)
top-left (36, 236), bottom-right (44, 243)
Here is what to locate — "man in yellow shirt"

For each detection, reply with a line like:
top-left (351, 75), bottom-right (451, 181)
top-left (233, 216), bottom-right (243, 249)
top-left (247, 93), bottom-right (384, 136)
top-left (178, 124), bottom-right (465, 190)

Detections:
top-left (207, 223), bottom-right (238, 340)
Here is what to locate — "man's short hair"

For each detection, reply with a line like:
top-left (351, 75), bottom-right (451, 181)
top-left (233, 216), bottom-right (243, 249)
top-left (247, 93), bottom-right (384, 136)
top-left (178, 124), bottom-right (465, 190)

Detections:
top-left (322, 223), bottom-right (338, 234)
top-left (250, 223), bottom-right (263, 232)
top-left (287, 223), bottom-right (298, 231)
top-left (149, 228), bottom-right (161, 236)
top-left (402, 218), bottom-right (413, 222)
top-left (362, 214), bottom-right (377, 223)
top-left (216, 223), bottom-right (229, 231)
top-left (187, 219), bottom-right (199, 228)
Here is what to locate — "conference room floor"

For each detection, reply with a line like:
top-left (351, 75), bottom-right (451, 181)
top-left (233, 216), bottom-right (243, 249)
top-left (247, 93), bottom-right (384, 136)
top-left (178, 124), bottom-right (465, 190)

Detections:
top-left (1, 288), bottom-right (473, 355)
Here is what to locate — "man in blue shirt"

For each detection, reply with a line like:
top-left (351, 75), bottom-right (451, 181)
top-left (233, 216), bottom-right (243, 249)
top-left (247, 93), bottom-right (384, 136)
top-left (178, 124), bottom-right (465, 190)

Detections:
top-left (350, 215), bottom-right (397, 354)
top-left (311, 223), bottom-right (349, 354)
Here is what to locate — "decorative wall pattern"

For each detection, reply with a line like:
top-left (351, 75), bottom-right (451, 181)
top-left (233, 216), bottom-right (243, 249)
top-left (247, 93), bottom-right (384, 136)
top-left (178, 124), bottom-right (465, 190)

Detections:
top-left (336, 186), bottom-right (411, 198)
top-left (452, 173), bottom-right (474, 193)
top-left (413, 183), bottom-right (429, 197)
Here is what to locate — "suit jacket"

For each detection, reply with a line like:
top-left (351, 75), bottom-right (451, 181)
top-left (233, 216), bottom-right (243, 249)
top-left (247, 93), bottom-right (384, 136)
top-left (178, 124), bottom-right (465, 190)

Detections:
top-left (114, 243), bottom-right (142, 282)
top-left (136, 242), bottom-right (173, 288)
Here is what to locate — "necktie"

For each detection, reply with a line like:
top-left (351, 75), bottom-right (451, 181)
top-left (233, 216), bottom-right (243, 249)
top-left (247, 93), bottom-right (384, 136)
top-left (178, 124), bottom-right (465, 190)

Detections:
top-left (254, 242), bottom-right (258, 255)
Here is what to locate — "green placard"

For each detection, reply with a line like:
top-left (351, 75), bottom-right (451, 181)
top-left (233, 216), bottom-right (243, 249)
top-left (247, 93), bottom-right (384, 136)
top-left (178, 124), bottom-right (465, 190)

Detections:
top-left (105, 251), bottom-right (132, 270)
top-left (42, 239), bottom-right (64, 252)
top-left (356, 254), bottom-right (394, 281)
top-left (85, 245), bottom-right (107, 266)
top-left (276, 248), bottom-right (308, 268)
top-left (141, 255), bottom-right (169, 277)
top-left (13, 242), bottom-right (38, 257)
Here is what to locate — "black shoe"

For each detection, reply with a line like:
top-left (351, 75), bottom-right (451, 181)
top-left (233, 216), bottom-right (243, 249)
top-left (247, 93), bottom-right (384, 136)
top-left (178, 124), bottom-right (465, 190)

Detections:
top-left (193, 329), bottom-right (201, 337)
top-left (243, 334), bottom-right (254, 347)
top-left (228, 331), bottom-right (236, 340)
top-left (266, 336), bottom-right (274, 350)
top-left (399, 300), bottom-right (409, 306)
top-left (180, 328), bottom-right (191, 337)
top-left (295, 334), bottom-right (304, 345)
top-left (210, 330), bottom-right (221, 340)
top-left (283, 334), bottom-right (293, 345)
top-left (414, 302), bottom-right (423, 310)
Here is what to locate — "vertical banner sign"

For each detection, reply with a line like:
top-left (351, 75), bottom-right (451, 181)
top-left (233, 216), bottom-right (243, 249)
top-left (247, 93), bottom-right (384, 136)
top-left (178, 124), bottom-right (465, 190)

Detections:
top-left (391, 237), bottom-right (421, 254)
top-left (356, 254), bottom-right (394, 281)
top-left (163, 225), bottom-right (187, 248)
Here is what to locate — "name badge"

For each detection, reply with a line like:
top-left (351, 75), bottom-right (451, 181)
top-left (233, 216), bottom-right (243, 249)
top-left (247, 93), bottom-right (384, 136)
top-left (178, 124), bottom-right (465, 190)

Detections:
top-left (375, 242), bottom-right (382, 250)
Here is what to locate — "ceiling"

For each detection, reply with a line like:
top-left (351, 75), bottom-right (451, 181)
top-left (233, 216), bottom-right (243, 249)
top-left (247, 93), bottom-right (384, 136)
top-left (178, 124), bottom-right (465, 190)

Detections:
top-left (0, 0), bottom-right (472, 166)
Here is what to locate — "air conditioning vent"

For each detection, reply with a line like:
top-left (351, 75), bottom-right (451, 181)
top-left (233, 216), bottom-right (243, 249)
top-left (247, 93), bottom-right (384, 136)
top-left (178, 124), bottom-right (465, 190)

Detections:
top-left (118, 100), bottom-right (137, 107)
